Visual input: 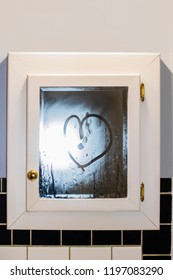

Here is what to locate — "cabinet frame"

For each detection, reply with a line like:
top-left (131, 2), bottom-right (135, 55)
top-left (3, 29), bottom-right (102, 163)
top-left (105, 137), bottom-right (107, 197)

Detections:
top-left (7, 52), bottom-right (160, 230)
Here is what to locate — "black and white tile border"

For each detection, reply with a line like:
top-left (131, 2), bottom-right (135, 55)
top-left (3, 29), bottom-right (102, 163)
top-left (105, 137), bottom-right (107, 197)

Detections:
top-left (0, 178), bottom-right (172, 260)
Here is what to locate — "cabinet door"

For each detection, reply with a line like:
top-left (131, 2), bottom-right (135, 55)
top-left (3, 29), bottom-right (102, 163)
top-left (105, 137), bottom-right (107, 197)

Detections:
top-left (26, 75), bottom-right (140, 212)
top-left (7, 53), bottom-right (160, 230)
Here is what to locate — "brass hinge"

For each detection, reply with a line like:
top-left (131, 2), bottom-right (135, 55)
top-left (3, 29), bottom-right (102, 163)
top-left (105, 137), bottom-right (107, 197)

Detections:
top-left (140, 83), bottom-right (145, 102)
top-left (140, 183), bottom-right (144, 202)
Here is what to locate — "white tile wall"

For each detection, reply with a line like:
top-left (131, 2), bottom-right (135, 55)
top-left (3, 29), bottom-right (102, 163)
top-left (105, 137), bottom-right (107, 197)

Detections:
top-left (28, 247), bottom-right (69, 260)
top-left (0, 247), bottom-right (27, 260)
top-left (70, 247), bottom-right (111, 260)
top-left (0, 246), bottom-right (143, 260)
top-left (112, 247), bottom-right (142, 260)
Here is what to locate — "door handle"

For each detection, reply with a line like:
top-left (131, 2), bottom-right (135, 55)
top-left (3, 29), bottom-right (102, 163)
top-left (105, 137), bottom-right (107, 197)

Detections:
top-left (27, 170), bottom-right (38, 181)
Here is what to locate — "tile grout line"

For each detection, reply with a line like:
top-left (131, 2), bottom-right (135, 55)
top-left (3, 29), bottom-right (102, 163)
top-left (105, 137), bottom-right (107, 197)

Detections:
top-left (111, 246), bottom-right (113, 260)
top-left (60, 230), bottom-right (62, 246)
top-left (160, 192), bottom-right (172, 195)
top-left (121, 231), bottom-right (123, 245)
top-left (91, 231), bottom-right (93, 246)
top-left (69, 247), bottom-right (71, 260)
top-left (26, 246), bottom-right (29, 260)
top-left (160, 223), bottom-right (172, 226)
top-left (11, 230), bottom-right (13, 246)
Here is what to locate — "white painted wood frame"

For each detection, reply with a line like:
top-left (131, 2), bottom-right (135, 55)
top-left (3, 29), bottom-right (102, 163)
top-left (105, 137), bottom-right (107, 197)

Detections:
top-left (27, 74), bottom-right (140, 212)
top-left (7, 53), bottom-right (160, 230)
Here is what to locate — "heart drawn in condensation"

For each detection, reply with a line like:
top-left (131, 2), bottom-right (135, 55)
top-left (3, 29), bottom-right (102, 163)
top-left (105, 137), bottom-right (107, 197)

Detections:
top-left (63, 113), bottom-right (113, 171)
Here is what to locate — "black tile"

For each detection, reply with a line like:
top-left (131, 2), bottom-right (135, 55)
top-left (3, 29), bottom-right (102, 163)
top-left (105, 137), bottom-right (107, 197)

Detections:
top-left (13, 230), bottom-right (30, 245)
top-left (143, 226), bottom-right (171, 254)
top-left (0, 178), bottom-right (6, 192)
top-left (2, 178), bottom-right (7, 192)
top-left (160, 178), bottom-right (171, 192)
top-left (143, 255), bottom-right (171, 260)
top-left (0, 194), bottom-right (6, 223)
top-left (123, 230), bottom-right (141, 245)
top-left (0, 225), bottom-right (11, 245)
top-left (32, 230), bottom-right (60, 245)
top-left (62, 231), bottom-right (91, 246)
top-left (160, 194), bottom-right (172, 223)
top-left (93, 230), bottom-right (121, 245)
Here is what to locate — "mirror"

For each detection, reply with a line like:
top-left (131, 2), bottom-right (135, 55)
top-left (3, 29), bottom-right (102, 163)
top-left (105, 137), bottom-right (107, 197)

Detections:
top-left (39, 86), bottom-right (128, 199)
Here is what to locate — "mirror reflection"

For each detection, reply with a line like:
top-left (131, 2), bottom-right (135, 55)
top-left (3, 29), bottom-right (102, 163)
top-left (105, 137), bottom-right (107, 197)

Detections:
top-left (39, 87), bottom-right (128, 199)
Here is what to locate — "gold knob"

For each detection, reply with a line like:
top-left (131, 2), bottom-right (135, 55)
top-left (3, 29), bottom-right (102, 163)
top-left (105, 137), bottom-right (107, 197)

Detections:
top-left (27, 170), bottom-right (38, 181)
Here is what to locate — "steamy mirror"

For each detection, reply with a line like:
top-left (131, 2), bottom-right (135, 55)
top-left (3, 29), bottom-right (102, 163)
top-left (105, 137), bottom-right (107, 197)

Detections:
top-left (39, 87), bottom-right (128, 199)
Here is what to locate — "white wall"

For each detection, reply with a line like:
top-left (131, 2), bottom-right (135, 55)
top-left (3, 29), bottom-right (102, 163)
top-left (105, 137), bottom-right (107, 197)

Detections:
top-left (0, 0), bottom-right (173, 177)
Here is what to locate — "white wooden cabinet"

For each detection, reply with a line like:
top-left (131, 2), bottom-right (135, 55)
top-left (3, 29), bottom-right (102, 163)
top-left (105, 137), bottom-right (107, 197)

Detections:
top-left (7, 53), bottom-right (160, 230)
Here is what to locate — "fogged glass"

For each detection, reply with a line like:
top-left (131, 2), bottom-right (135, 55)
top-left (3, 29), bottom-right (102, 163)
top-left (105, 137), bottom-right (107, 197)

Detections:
top-left (39, 87), bottom-right (128, 199)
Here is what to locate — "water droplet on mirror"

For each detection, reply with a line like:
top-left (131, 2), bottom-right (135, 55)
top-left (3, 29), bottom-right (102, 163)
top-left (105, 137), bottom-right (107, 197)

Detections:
top-left (78, 143), bottom-right (84, 150)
